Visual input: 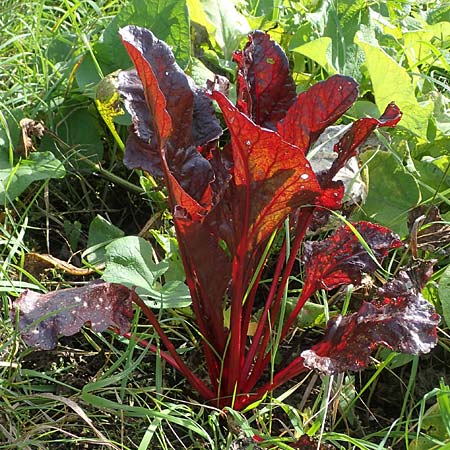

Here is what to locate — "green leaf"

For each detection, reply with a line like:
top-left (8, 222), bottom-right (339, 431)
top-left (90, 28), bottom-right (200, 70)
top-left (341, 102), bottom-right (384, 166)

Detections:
top-left (356, 33), bottom-right (434, 138)
top-left (189, 57), bottom-right (216, 88)
top-left (413, 156), bottom-right (450, 202)
top-left (85, 215), bottom-right (124, 265)
top-left (290, 37), bottom-right (336, 74)
top-left (149, 229), bottom-right (185, 283)
top-left (103, 236), bottom-right (168, 295)
top-left (438, 265), bottom-right (450, 329)
top-left (145, 280), bottom-right (191, 309)
top-left (63, 220), bottom-right (82, 252)
top-left (103, 236), bottom-right (191, 308)
top-left (76, 0), bottom-right (191, 91)
top-left (426, 4), bottom-right (450, 25)
top-left (358, 150), bottom-right (420, 236)
top-left (323, 0), bottom-right (370, 76)
top-left (40, 106), bottom-right (104, 169)
top-left (192, 0), bottom-right (250, 59)
top-left (0, 151), bottom-right (65, 203)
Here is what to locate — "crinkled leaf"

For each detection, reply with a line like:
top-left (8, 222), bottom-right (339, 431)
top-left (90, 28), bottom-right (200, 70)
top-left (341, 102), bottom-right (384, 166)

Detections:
top-left (212, 91), bottom-right (322, 255)
top-left (119, 26), bottom-right (173, 146)
top-left (277, 75), bottom-right (358, 152)
top-left (303, 221), bottom-right (402, 292)
top-left (11, 281), bottom-right (135, 350)
top-left (325, 102), bottom-right (402, 182)
top-left (302, 265), bottom-right (440, 375)
top-left (233, 31), bottom-right (297, 130)
top-left (118, 26), bottom-right (222, 191)
top-left (166, 144), bottom-right (214, 204)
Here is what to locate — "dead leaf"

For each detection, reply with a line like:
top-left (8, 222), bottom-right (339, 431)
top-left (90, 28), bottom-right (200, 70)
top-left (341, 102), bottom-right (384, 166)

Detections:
top-left (17, 118), bottom-right (46, 157)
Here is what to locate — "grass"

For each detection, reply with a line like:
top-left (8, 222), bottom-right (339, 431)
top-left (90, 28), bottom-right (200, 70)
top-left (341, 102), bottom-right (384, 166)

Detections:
top-left (1, 0), bottom-right (450, 448)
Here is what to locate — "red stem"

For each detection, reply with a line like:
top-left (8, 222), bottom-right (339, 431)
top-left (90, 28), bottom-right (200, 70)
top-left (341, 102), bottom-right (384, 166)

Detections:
top-left (159, 150), bottom-right (222, 393)
top-left (240, 250), bottom-right (270, 355)
top-left (243, 207), bottom-right (315, 393)
top-left (225, 149), bottom-right (253, 398)
top-left (240, 242), bottom-right (287, 384)
top-left (133, 295), bottom-right (215, 401)
top-left (235, 356), bottom-right (308, 410)
top-left (121, 331), bottom-right (180, 370)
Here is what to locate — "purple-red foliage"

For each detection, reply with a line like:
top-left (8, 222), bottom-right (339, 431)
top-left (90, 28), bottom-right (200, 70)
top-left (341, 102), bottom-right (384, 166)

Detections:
top-left (12, 26), bottom-right (439, 412)
top-left (114, 25), bottom-right (438, 409)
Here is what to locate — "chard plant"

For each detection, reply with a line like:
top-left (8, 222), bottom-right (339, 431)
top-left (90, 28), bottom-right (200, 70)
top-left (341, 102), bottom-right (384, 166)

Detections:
top-left (12, 26), bottom-right (440, 411)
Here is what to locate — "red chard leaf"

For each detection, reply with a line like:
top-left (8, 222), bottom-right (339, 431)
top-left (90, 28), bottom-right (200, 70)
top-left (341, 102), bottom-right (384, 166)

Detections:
top-left (119, 26), bottom-right (174, 145)
top-left (11, 281), bottom-right (135, 350)
top-left (165, 144), bottom-right (214, 204)
top-left (124, 131), bottom-right (163, 176)
top-left (118, 26), bottom-right (222, 174)
top-left (301, 266), bottom-right (440, 375)
top-left (303, 222), bottom-right (402, 292)
top-left (325, 102), bottom-right (402, 182)
top-left (277, 75), bottom-right (358, 152)
top-left (233, 31), bottom-right (297, 130)
top-left (211, 90), bottom-right (322, 256)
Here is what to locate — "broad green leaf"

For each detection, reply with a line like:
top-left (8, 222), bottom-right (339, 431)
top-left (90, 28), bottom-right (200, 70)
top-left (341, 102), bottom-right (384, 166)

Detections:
top-left (85, 215), bottom-right (124, 265)
top-left (356, 33), bottom-right (434, 138)
top-left (145, 280), bottom-right (191, 309)
top-left (194, 0), bottom-right (250, 59)
top-left (41, 106), bottom-right (104, 169)
top-left (76, 0), bottom-right (190, 90)
top-left (189, 57), bottom-right (216, 88)
top-left (403, 30), bottom-right (439, 69)
top-left (186, 0), bottom-right (216, 37)
top-left (413, 156), bottom-right (450, 202)
top-left (290, 37), bottom-right (336, 74)
top-left (103, 236), bottom-right (191, 308)
top-left (323, 0), bottom-right (370, 76)
top-left (426, 4), bottom-right (450, 25)
top-left (149, 229), bottom-right (185, 283)
top-left (103, 236), bottom-right (168, 297)
top-left (0, 152), bottom-right (65, 203)
top-left (359, 150), bottom-right (420, 236)
top-left (438, 265), bottom-right (450, 329)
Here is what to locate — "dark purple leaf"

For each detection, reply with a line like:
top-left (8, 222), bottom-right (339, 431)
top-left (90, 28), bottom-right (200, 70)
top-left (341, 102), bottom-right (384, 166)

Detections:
top-left (303, 221), bottom-right (402, 292)
top-left (165, 144), bottom-right (214, 203)
top-left (11, 281), bottom-right (135, 350)
top-left (277, 75), bottom-right (358, 152)
top-left (118, 26), bottom-right (222, 174)
top-left (301, 266), bottom-right (440, 375)
top-left (233, 31), bottom-right (297, 130)
top-left (123, 130), bottom-right (163, 175)
top-left (119, 27), bottom-right (173, 145)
